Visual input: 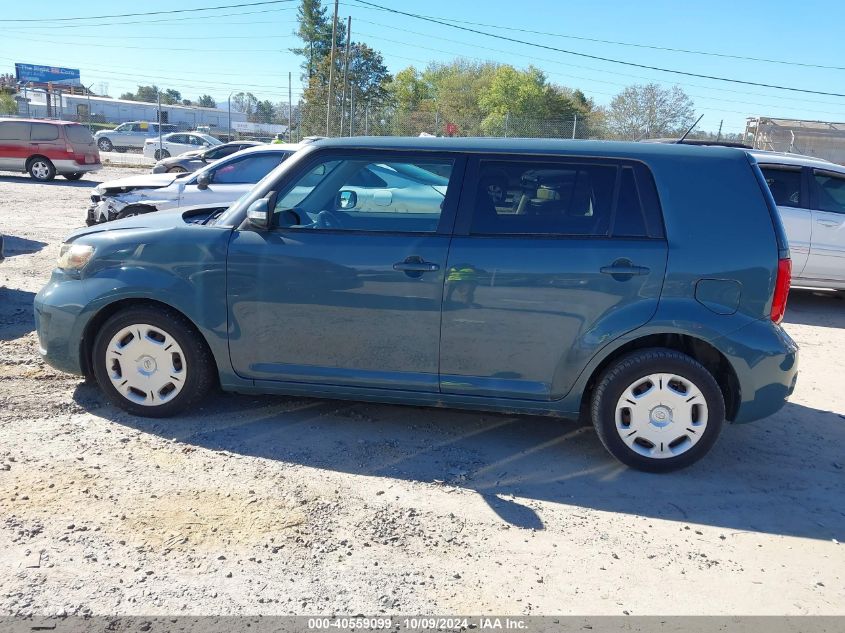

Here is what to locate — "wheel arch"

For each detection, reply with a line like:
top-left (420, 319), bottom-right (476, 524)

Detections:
top-left (581, 333), bottom-right (741, 422)
top-left (25, 154), bottom-right (52, 170)
top-left (79, 297), bottom-right (218, 386)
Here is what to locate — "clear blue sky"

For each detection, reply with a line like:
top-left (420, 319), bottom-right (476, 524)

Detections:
top-left (1, 0), bottom-right (843, 134)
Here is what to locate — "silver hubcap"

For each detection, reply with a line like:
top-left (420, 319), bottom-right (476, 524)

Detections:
top-left (614, 373), bottom-right (708, 459)
top-left (99, 139), bottom-right (111, 150)
top-left (105, 324), bottom-right (187, 406)
top-left (32, 162), bottom-right (50, 179)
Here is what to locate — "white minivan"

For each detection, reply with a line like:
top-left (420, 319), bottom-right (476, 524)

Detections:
top-left (86, 144), bottom-right (301, 224)
top-left (754, 151), bottom-right (845, 292)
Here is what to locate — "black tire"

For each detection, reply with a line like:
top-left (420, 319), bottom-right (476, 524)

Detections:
top-left (64, 172), bottom-right (84, 181)
top-left (28, 156), bottom-right (56, 181)
top-left (590, 348), bottom-right (725, 473)
top-left (167, 166), bottom-right (187, 173)
top-left (92, 306), bottom-right (215, 417)
top-left (97, 138), bottom-right (113, 152)
top-left (155, 149), bottom-right (171, 160)
top-left (115, 205), bottom-right (154, 220)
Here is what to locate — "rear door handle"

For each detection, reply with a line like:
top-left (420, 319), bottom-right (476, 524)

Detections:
top-left (817, 219), bottom-right (841, 227)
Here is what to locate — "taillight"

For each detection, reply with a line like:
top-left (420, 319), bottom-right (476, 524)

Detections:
top-left (771, 257), bottom-right (791, 324)
top-left (66, 144), bottom-right (75, 154)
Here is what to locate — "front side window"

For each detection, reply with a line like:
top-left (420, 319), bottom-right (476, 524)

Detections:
top-left (761, 167), bottom-right (802, 207)
top-left (114, 124), bottom-right (130, 133)
top-left (814, 171), bottom-right (845, 214)
top-left (0, 122), bottom-right (31, 141)
top-left (211, 153), bottom-right (286, 184)
top-left (273, 156), bottom-right (454, 233)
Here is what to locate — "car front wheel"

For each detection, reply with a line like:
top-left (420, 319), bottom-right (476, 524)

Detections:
top-left (92, 306), bottom-right (215, 417)
top-left (590, 348), bottom-right (725, 472)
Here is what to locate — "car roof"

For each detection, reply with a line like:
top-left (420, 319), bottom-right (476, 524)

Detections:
top-left (227, 142), bottom-right (302, 156)
top-left (749, 150), bottom-right (844, 171)
top-left (308, 136), bottom-right (749, 161)
top-left (0, 117), bottom-right (80, 126)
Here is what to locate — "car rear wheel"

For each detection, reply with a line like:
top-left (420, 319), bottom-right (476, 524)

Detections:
top-left (64, 173), bottom-right (84, 181)
top-left (92, 306), bottom-right (215, 417)
top-left (28, 157), bottom-right (56, 181)
top-left (97, 138), bottom-right (113, 152)
top-left (590, 348), bottom-right (725, 472)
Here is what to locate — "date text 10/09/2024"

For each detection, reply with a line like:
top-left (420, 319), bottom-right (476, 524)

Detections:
top-left (307, 617), bottom-right (529, 630)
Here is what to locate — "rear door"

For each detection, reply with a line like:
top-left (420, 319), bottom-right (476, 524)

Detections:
top-left (805, 169), bottom-right (845, 282)
top-left (440, 156), bottom-right (667, 401)
top-left (0, 121), bottom-right (31, 171)
top-left (759, 165), bottom-right (810, 277)
top-left (30, 122), bottom-right (65, 163)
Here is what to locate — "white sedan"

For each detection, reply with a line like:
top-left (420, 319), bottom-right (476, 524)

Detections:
top-left (143, 132), bottom-right (222, 160)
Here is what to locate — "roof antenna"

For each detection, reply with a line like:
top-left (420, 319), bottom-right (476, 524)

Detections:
top-left (676, 114), bottom-right (704, 144)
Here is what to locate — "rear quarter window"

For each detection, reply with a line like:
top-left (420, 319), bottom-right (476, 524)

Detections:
top-left (65, 125), bottom-right (94, 144)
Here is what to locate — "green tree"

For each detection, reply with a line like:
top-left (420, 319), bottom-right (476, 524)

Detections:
top-left (421, 60), bottom-right (498, 135)
top-left (230, 92), bottom-right (258, 117)
top-left (291, 0), bottom-right (345, 80)
top-left (197, 94), bottom-right (216, 108)
top-left (607, 83), bottom-right (695, 140)
top-left (254, 100), bottom-right (276, 124)
top-left (0, 92), bottom-right (17, 115)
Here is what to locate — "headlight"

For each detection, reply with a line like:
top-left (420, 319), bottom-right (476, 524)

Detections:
top-left (57, 243), bottom-right (95, 271)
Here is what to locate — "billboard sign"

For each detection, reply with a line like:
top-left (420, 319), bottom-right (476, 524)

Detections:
top-left (15, 63), bottom-right (81, 86)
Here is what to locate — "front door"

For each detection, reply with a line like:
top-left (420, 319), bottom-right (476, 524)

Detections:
top-left (805, 169), bottom-right (845, 282)
top-left (179, 151), bottom-right (288, 208)
top-left (440, 157), bottom-right (668, 401)
top-left (226, 151), bottom-right (463, 391)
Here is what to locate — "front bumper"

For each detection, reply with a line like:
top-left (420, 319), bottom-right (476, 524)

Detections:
top-left (34, 271), bottom-right (92, 376)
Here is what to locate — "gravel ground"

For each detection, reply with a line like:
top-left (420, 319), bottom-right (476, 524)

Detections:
top-left (0, 168), bottom-right (843, 617)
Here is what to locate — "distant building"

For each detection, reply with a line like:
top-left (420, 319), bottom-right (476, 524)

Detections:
top-left (746, 117), bottom-right (845, 165)
top-left (16, 90), bottom-right (247, 132)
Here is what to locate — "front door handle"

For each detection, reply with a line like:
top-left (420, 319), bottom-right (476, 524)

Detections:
top-left (600, 259), bottom-right (650, 278)
top-left (393, 258), bottom-right (440, 273)
top-left (817, 219), bottom-right (840, 227)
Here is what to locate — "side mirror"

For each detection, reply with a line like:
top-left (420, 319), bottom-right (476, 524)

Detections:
top-left (196, 172), bottom-right (210, 190)
top-left (337, 190), bottom-right (357, 210)
top-left (202, 142), bottom-right (210, 147)
top-left (246, 198), bottom-right (271, 230)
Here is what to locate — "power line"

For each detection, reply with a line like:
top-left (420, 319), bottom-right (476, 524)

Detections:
top-left (0, 32), bottom-right (292, 52)
top-left (3, 0), bottom-right (297, 22)
top-left (351, 0), bottom-right (845, 99)
top-left (342, 2), bottom-right (845, 72)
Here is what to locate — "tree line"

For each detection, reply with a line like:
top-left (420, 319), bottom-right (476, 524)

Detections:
top-left (113, 0), bottom-right (743, 141)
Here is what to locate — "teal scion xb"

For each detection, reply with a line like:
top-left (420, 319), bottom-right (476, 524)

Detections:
top-left (35, 137), bottom-right (798, 472)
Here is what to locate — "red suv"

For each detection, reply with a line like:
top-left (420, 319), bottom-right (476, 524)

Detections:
top-left (0, 118), bottom-right (101, 181)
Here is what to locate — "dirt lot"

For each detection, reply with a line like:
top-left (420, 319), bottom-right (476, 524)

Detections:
top-left (0, 168), bottom-right (843, 617)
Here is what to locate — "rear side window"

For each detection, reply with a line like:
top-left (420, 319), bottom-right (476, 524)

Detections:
top-left (0, 122), bottom-right (30, 141)
top-left (65, 125), bottom-right (94, 144)
top-left (813, 171), bottom-right (845, 214)
top-left (30, 123), bottom-right (60, 141)
top-left (471, 159), bottom-right (663, 238)
top-left (760, 166), bottom-right (802, 207)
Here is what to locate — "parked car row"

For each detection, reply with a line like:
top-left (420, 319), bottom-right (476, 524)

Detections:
top-left (36, 137), bottom-right (800, 473)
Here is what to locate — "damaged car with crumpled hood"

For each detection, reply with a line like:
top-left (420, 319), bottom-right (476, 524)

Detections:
top-left (86, 144), bottom-right (299, 225)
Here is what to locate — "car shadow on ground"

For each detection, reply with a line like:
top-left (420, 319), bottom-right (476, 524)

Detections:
top-left (0, 287), bottom-right (36, 340)
top-left (0, 174), bottom-right (101, 187)
top-left (73, 384), bottom-right (845, 541)
top-left (2, 235), bottom-right (48, 256)
top-left (785, 289), bottom-right (845, 328)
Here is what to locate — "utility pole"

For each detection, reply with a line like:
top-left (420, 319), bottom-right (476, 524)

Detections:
top-left (340, 15), bottom-right (352, 136)
top-left (288, 72), bottom-right (293, 142)
top-left (326, 0), bottom-right (339, 137)
top-left (716, 119), bottom-right (723, 142)
top-left (157, 91), bottom-right (163, 159)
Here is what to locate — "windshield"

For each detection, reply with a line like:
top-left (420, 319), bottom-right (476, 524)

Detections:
top-left (199, 134), bottom-right (223, 146)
